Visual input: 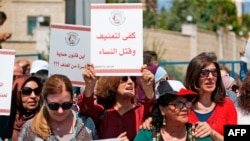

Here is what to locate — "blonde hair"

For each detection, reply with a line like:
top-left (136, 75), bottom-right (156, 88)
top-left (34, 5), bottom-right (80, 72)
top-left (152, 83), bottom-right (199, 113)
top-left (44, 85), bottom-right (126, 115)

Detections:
top-left (30, 74), bottom-right (73, 137)
top-left (31, 106), bottom-right (51, 137)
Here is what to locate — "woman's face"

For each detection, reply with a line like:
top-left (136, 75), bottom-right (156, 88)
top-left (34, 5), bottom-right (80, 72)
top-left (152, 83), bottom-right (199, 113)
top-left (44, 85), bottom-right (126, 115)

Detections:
top-left (160, 96), bottom-right (191, 124)
top-left (21, 80), bottom-right (41, 111)
top-left (117, 76), bottom-right (136, 97)
top-left (198, 63), bottom-right (218, 94)
top-left (46, 90), bottom-right (72, 122)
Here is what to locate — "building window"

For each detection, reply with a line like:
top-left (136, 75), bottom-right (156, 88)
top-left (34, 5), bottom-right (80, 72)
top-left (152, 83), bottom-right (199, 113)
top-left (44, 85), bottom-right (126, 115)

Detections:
top-left (27, 16), bottom-right (50, 35)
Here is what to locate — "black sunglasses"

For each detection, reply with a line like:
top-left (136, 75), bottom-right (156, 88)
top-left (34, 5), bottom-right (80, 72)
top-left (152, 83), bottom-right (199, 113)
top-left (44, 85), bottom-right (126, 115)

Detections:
top-left (121, 76), bottom-right (137, 82)
top-left (200, 68), bottom-right (218, 77)
top-left (21, 87), bottom-right (41, 96)
top-left (47, 102), bottom-right (73, 111)
top-left (168, 101), bottom-right (192, 109)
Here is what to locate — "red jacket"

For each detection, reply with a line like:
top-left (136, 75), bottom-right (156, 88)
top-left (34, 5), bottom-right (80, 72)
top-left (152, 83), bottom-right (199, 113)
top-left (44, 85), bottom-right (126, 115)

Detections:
top-left (188, 97), bottom-right (237, 135)
top-left (78, 94), bottom-right (154, 141)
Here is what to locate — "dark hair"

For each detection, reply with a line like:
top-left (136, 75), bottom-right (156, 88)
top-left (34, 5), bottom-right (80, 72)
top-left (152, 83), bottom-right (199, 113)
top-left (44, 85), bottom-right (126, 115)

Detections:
top-left (197, 52), bottom-right (217, 62)
top-left (238, 72), bottom-right (250, 114)
top-left (12, 75), bottom-right (42, 114)
top-left (144, 50), bottom-right (158, 61)
top-left (0, 11), bottom-right (7, 20)
top-left (185, 55), bottom-right (226, 104)
top-left (152, 94), bottom-right (196, 133)
top-left (143, 53), bottom-right (153, 66)
top-left (32, 69), bottom-right (48, 84)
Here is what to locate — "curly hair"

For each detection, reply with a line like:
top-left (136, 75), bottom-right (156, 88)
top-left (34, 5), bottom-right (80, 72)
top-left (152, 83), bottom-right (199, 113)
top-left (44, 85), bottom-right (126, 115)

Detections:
top-left (95, 76), bottom-right (137, 109)
top-left (238, 72), bottom-right (250, 114)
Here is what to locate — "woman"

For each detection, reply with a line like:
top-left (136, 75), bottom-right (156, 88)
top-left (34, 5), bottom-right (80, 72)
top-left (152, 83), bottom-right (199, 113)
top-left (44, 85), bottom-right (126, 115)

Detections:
top-left (78, 63), bottom-right (155, 141)
top-left (237, 72), bottom-right (250, 124)
top-left (18, 74), bottom-right (92, 140)
top-left (8, 75), bottom-right (42, 141)
top-left (185, 54), bottom-right (237, 140)
top-left (134, 80), bottom-right (198, 141)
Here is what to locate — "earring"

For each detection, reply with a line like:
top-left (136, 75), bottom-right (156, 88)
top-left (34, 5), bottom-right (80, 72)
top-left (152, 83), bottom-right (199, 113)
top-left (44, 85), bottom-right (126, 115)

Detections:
top-left (162, 118), bottom-right (166, 126)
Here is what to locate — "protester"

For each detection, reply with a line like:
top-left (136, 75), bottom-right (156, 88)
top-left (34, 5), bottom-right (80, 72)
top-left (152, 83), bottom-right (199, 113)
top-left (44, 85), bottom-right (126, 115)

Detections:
top-left (185, 54), bottom-right (237, 140)
top-left (78, 63), bottom-right (155, 141)
top-left (18, 74), bottom-right (93, 140)
top-left (138, 50), bottom-right (168, 103)
top-left (16, 58), bottom-right (31, 74)
top-left (220, 65), bottom-right (239, 106)
top-left (13, 62), bottom-right (23, 80)
top-left (30, 59), bottom-right (49, 84)
top-left (237, 72), bottom-right (250, 124)
top-left (137, 51), bottom-right (158, 104)
top-left (143, 50), bottom-right (159, 66)
top-left (154, 66), bottom-right (168, 99)
top-left (9, 75), bottom-right (42, 141)
top-left (0, 11), bottom-right (11, 49)
top-left (198, 52), bottom-right (239, 106)
top-left (134, 80), bottom-right (199, 141)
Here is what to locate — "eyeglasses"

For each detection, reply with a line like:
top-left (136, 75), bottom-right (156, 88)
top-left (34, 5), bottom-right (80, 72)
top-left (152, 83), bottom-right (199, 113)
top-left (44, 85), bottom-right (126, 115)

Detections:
top-left (47, 102), bottom-right (73, 111)
top-left (21, 87), bottom-right (41, 96)
top-left (200, 68), bottom-right (218, 77)
top-left (168, 101), bottom-right (192, 109)
top-left (121, 76), bottom-right (137, 82)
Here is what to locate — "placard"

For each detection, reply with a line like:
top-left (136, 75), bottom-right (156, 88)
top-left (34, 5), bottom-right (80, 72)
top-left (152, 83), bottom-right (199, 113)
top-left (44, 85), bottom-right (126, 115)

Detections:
top-left (49, 24), bottom-right (90, 87)
top-left (0, 49), bottom-right (15, 115)
top-left (91, 3), bottom-right (143, 76)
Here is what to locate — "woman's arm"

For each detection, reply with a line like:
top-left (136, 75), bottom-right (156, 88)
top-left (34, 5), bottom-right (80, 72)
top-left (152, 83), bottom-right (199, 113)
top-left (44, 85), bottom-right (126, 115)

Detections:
top-left (140, 65), bottom-right (155, 100)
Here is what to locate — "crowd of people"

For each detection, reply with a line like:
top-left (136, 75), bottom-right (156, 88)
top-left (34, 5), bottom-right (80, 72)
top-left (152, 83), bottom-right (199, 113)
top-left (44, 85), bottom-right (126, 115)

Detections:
top-left (0, 9), bottom-right (249, 141)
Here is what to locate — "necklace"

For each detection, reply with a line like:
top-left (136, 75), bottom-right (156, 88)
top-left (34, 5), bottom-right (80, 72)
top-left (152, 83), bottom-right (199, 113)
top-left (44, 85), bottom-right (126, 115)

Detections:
top-left (55, 127), bottom-right (60, 131)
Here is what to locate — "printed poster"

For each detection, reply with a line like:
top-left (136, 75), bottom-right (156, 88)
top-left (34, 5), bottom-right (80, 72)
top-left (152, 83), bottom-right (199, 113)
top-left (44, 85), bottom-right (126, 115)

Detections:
top-left (49, 24), bottom-right (90, 87)
top-left (0, 49), bottom-right (15, 115)
top-left (91, 3), bottom-right (143, 76)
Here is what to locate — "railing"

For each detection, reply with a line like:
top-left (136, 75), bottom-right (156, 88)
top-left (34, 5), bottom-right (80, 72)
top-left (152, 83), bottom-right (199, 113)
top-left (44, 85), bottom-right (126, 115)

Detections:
top-left (15, 53), bottom-right (243, 79)
top-left (159, 60), bottom-right (243, 79)
top-left (15, 53), bottom-right (41, 59)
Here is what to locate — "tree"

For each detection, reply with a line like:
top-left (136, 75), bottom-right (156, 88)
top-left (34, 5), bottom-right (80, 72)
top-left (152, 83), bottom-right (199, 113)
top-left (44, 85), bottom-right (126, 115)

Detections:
top-left (147, 0), bottom-right (240, 34)
top-left (241, 14), bottom-right (250, 38)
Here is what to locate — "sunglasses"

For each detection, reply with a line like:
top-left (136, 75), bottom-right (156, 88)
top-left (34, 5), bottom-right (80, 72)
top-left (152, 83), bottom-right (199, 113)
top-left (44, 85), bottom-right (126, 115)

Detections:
top-left (200, 68), bottom-right (218, 77)
top-left (47, 102), bottom-right (73, 111)
top-left (231, 84), bottom-right (239, 92)
top-left (168, 101), bottom-right (192, 109)
top-left (121, 76), bottom-right (137, 82)
top-left (21, 87), bottom-right (41, 96)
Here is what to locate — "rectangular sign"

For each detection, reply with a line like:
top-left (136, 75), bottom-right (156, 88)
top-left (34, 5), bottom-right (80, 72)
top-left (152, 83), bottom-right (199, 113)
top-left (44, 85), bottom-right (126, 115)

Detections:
top-left (224, 125), bottom-right (250, 140)
top-left (49, 24), bottom-right (90, 87)
top-left (0, 49), bottom-right (15, 115)
top-left (90, 3), bottom-right (143, 76)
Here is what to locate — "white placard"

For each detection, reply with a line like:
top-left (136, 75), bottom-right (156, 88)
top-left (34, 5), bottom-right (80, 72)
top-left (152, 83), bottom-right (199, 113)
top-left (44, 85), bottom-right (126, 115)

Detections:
top-left (49, 24), bottom-right (90, 87)
top-left (91, 3), bottom-right (143, 76)
top-left (0, 49), bottom-right (15, 115)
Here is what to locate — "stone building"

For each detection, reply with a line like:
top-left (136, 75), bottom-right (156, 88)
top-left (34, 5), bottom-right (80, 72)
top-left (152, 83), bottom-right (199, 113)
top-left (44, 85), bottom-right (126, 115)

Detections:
top-left (0, 0), bottom-right (247, 70)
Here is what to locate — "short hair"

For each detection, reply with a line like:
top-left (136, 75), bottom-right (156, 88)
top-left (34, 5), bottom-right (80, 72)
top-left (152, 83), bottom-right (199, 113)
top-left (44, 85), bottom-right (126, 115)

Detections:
top-left (144, 50), bottom-right (158, 61)
top-left (0, 11), bottom-right (7, 20)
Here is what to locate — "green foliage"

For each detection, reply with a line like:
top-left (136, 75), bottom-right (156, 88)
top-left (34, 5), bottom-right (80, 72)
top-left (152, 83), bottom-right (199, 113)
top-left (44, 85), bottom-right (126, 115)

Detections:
top-left (143, 11), bottom-right (157, 28)
top-left (144, 0), bottom-right (241, 35)
top-left (241, 14), bottom-right (250, 37)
